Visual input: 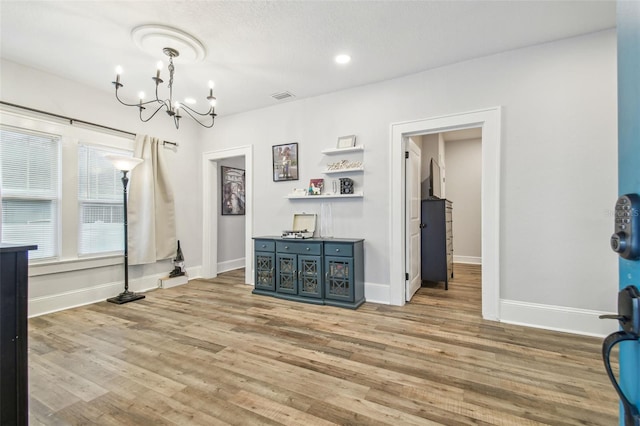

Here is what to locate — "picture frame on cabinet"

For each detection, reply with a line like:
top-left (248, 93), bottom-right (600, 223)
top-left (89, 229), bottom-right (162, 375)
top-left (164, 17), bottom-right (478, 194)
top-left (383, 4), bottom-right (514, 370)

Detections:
top-left (272, 142), bottom-right (299, 182)
top-left (337, 135), bottom-right (356, 149)
top-left (221, 166), bottom-right (246, 215)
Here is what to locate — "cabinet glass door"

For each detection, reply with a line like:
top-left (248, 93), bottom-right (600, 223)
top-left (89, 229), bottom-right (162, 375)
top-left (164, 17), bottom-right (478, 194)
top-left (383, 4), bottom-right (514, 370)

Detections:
top-left (255, 252), bottom-right (275, 291)
top-left (324, 256), bottom-right (354, 302)
top-left (276, 254), bottom-right (297, 294)
top-left (298, 255), bottom-right (322, 298)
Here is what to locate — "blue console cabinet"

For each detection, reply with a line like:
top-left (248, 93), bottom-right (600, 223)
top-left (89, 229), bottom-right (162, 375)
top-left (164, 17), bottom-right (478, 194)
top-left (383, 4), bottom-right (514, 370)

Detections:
top-left (252, 237), bottom-right (365, 309)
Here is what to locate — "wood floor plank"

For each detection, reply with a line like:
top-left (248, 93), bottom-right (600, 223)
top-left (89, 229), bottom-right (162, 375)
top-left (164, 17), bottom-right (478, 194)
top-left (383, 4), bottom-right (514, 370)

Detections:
top-left (28, 264), bottom-right (618, 425)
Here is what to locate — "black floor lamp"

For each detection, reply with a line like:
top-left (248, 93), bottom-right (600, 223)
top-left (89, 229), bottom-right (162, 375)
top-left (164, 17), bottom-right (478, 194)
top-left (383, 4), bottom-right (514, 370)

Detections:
top-left (105, 154), bottom-right (144, 305)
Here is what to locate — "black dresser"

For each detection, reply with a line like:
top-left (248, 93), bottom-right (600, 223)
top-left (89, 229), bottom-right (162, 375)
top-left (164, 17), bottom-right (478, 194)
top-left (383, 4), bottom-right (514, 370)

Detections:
top-left (421, 199), bottom-right (453, 289)
top-left (1, 243), bottom-right (37, 426)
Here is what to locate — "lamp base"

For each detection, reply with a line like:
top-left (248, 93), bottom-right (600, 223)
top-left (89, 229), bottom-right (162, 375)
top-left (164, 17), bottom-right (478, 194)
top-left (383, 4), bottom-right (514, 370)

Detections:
top-left (107, 291), bottom-right (145, 305)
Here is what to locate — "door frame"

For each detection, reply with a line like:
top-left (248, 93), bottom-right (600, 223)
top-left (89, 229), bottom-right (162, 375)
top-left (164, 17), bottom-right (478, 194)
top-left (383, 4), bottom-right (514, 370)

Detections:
top-left (390, 107), bottom-right (501, 320)
top-left (202, 145), bottom-right (253, 284)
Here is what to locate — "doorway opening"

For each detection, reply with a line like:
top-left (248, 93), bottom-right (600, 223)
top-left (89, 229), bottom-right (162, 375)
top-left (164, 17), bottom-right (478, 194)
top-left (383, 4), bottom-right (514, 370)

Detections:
top-left (390, 107), bottom-right (501, 320)
top-left (202, 146), bottom-right (253, 285)
top-left (405, 129), bottom-right (482, 302)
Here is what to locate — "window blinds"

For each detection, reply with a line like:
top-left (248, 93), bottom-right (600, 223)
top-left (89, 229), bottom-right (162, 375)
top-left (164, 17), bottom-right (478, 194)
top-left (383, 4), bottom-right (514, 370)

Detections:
top-left (77, 144), bottom-right (130, 255)
top-left (0, 126), bottom-right (60, 259)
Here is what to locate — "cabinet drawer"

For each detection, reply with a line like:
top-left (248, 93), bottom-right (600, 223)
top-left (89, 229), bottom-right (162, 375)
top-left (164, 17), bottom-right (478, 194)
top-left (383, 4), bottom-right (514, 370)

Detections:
top-left (276, 241), bottom-right (322, 255)
top-left (255, 240), bottom-right (275, 252)
top-left (324, 243), bottom-right (353, 257)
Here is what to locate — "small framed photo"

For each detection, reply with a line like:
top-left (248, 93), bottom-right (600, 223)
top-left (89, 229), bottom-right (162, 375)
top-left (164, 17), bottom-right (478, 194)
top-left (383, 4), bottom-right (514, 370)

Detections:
top-left (308, 178), bottom-right (324, 195)
top-left (272, 142), bottom-right (299, 182)
top-left (337, 135), bottom-right (356, 149)
top-left (221, 166), bottom-right (245, 215)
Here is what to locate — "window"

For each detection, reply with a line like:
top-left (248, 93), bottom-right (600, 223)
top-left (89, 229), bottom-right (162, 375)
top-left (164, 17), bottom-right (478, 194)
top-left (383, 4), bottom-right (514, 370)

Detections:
top-left (1, 110), bottom-right (135, 268)
top-left (77, 145), bottom-right (130, 255)
top-left (0, 126), bottom-right (60, 260)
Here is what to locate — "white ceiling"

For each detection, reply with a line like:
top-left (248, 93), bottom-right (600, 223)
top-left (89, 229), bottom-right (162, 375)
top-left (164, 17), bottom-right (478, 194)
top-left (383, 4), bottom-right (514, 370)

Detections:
top-left (1, 1), bottom-right (616, 118)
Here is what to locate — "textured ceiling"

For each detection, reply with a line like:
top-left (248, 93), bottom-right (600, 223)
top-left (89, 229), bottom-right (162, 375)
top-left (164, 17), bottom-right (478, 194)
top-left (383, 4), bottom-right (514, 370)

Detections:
top-left (0, 1), bottom-right (616, 118)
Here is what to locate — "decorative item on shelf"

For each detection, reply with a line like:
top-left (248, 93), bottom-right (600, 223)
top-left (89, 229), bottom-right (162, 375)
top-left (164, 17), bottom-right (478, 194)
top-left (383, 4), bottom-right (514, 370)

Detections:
top-left (309, 178), bottom-right (324, 195)
top-left (291, 188), bottom-right (307, 196)
top-left (112, 25), bottom-right (217, 129)
top-left (104, 154), bottom-right (145, 305)
top-left (320, 202), bottom-right (334, 238)
top-left (221, 166), bottom-right (245, 215)
top-left (272, 142), bottom-right (299, 181)
top-left (326, 159), bottom-right (363, 171)
top-left (337, 134), bottom-right (357, 149)
top-left (340, 177), bottom-right (354, 195)
top-left (169, 240), bottom-right (186, 278)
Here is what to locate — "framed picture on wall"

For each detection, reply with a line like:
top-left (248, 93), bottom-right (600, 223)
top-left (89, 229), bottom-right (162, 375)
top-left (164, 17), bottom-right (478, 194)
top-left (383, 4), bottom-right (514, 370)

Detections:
top-left (221, 166), bottom-right (245, 215)
top-left (272, 142), bottom-right (299, 182)
top-left (337, 135), bottom-right (356, 149)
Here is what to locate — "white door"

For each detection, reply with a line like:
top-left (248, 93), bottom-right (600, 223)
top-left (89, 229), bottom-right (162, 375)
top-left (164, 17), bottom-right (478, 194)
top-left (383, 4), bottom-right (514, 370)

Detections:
top-left (405, 138), bottom-right (422, 301)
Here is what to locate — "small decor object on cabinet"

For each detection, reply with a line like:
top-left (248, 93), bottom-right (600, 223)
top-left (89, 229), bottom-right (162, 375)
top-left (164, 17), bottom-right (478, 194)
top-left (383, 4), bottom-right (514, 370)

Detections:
top-left (337, 135), bottom-right (356, 149)
top-left (339, 177), bottom-right (354, 194)
top-left (309, 178), bottom-right (324, 195)
top-left (272, 142), bottom-right (298, 182)
top-left (221, 166), bottom-right (245, 215)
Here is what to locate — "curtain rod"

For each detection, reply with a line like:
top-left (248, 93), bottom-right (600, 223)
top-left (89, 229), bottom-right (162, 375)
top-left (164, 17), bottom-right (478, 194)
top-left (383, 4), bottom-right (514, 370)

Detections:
top-left (0, 101), bottom-right (179, 147)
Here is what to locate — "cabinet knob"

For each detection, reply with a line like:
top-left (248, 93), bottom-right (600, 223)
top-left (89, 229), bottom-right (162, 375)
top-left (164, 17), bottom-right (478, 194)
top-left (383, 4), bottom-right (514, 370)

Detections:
top-left (284, 246), bottom-right (289, 249)
top-left (335, 248), bottom-right (340, 252)
top-left (306, 247), bottom-right (310, 251)
top-left (261, 244), bottom-right (266, 248)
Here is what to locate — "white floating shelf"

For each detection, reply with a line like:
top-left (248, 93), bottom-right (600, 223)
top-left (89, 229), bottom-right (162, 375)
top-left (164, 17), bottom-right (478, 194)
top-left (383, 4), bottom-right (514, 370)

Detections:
top-left (321, 167), bottom-right (364, 174)
top-left (285, 191), bottom-right (364, 199)
top-left (321, 145), bottom-right (364, 155)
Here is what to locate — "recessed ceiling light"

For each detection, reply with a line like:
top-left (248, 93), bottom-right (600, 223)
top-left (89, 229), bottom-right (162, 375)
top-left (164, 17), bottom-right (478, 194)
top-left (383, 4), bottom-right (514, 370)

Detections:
top-left (335, 54), bottom-right (351, 65)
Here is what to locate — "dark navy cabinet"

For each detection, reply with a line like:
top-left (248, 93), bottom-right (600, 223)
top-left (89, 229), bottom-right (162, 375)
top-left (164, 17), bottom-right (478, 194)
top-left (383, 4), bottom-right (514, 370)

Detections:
top-left (253, 237), bottom-right (364, 308)
top-left (1, 243), bottom-right (37, 426)
top-left (421, 199), bottom-right (453, 289)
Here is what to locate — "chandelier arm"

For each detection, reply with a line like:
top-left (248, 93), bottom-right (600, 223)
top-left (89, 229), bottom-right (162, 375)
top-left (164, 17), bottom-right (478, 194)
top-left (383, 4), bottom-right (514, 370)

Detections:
top-left (139, 101), bottom-right (168, 123)
top-left (180, 103), bottom-right (215, 117)
top-left (115, 87), bottom-right (145, 108)
top-left (179, 106), bottom-right (216, 128)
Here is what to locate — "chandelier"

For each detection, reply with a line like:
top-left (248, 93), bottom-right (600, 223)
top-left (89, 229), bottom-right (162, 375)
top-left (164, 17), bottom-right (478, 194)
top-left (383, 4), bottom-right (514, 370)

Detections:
top-left (112, 47), bottom-right (217, 129)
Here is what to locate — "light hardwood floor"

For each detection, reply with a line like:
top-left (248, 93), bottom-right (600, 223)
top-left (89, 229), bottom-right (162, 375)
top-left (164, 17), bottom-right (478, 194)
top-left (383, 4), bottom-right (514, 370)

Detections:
top-left (28, 264), bottom-right (618, 425)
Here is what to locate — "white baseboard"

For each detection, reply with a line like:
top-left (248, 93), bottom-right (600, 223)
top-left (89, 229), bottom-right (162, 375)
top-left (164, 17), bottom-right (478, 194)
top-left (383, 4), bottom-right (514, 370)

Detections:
top-left (217, 258), bottom-right (245, 274)
top-left (453, 255), bottom-right (482, 264)
top-left (185, 265), bottom-right (203, 280)
top-left (500, 299), bottom-right (614, 337)
top-left (27, 268), bottom-right (202, 318)
top-left (364, 282), bottom-right (390, 305)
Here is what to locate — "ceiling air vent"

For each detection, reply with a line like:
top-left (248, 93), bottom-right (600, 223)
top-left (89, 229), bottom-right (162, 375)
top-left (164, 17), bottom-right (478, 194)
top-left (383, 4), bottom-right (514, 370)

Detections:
top-left (271, 91), bottom-right (295, 101)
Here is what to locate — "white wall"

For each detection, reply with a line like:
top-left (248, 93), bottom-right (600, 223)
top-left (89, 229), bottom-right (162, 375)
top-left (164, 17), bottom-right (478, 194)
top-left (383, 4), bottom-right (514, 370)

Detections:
top-left (445, 138), bottom-right (482, 263)
top-left (1, 59), bottom-right (204, 316)
top-left (217, 156), bottom-right (246, 272)
top-left (205, 30), bottom-right (618, 334)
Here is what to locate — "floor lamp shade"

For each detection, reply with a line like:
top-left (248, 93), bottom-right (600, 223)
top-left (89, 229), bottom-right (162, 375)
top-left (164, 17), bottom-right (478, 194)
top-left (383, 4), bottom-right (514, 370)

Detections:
top-left (106, 154), bottom-right (144, 304)
top-left (105, 154), bottom-right (144, 171)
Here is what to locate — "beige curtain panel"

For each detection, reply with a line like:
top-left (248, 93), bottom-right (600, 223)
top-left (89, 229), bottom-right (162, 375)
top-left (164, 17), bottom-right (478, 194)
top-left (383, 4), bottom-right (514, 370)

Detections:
top-left (128, 134), bottom-right (177, 265)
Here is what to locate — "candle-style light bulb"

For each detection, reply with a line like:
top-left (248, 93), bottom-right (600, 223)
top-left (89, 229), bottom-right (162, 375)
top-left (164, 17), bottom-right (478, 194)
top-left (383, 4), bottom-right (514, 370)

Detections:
top-left (138, 92), bottom-right (145, 104)
top-left (209, 98), bottom-right (217, 107)
top-left (156, 61), bottom-right (163, 79)
top-left (174, 101), bottom-right (181, 110)
top-left (208, 80), bottom-right (214, 97)
top-left (115, 65), bottom-right (123, 84)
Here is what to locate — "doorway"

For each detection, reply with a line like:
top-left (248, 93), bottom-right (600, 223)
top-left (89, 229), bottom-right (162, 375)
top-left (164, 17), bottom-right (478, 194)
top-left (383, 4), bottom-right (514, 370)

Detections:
top-left (202, 146), bottom-right (253, 285)
top-left (390, 107), bottom-right (501, 320)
